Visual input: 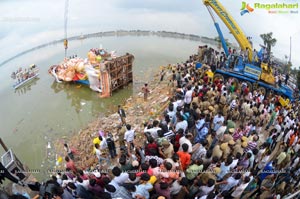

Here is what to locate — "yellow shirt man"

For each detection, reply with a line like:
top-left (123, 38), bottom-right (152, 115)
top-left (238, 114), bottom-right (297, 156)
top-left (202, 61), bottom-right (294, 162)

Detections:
top-left (92, 137), bottom-right (101, 154)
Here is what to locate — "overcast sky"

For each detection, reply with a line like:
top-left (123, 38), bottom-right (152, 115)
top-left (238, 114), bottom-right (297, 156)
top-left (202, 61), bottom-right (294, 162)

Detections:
top-left (1, 0), bottom-right (299, 67)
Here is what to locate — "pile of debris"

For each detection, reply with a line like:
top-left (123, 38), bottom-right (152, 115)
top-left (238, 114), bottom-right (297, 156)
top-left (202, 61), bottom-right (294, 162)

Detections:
top-left (53, 71), bottom-right (173, 170)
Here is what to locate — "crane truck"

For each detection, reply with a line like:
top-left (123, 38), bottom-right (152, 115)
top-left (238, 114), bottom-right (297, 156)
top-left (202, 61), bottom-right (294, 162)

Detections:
top-left (202, 0), bottom-right (297, 102)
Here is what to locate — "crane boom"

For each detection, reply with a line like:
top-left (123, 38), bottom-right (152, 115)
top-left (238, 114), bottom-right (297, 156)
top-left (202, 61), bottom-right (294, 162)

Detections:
top-left (203, 0), bottom-right (253, 61)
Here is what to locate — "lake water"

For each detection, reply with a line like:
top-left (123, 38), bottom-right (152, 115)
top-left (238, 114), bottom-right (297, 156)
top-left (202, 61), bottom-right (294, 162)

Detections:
top-left (0, 35), bottom-right (205, 179)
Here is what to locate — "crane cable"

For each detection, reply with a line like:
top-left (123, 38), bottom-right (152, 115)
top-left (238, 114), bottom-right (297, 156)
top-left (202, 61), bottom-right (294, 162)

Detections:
top-left (64, 0), bottom-right (69, 57)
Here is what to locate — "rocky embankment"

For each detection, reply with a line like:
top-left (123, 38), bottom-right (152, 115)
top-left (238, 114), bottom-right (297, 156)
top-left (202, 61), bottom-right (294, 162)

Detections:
top-left (53, 72), bottom-right (172, 170)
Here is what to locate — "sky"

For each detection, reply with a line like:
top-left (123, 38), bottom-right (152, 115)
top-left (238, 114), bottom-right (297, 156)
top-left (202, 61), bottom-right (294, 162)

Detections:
top-left (0, 0), bottom-right (300, 68)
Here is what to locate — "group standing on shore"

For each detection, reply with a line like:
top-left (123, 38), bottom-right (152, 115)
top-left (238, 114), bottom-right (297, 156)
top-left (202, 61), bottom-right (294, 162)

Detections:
top-left (25, 45), bottom-right (300, 199)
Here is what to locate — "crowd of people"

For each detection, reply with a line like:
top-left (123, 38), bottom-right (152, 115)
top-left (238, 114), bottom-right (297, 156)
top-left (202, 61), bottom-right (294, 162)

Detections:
top-left (11, 64), bottom-right (39, 84)
top-left (196, 45), bottom-right (292, 89)
top-left (23, 46), bottom-right (300, 199)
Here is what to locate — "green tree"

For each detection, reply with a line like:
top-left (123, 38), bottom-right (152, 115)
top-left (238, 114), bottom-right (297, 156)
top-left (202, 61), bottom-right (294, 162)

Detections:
top-left (286, 61), bottom-right (292, 73)
top-left (260, 32), bottom-right (277, 56)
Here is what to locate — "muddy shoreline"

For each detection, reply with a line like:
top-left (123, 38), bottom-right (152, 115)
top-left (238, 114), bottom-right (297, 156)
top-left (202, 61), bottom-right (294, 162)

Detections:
top-left (53, 71), bottom-right (172, 171)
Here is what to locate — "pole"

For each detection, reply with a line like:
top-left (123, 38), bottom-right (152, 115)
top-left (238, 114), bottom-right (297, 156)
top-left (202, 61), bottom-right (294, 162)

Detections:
top-left (0, 138), bottom-right (9, 152)
top-left (64, 0), bottom-right (69, 58)
top-left (289, 36), bottom-right (292, 63)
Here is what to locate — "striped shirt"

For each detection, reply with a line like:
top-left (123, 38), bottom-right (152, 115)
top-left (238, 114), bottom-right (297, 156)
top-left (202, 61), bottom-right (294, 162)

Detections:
top-left (164, 131), bottom-right (175, 142)
top-left (244, 141), bottom-right (257, 153)
top-left (230, 99), bottom-right (237, 110)
top-left (233, 131), bottom-right (243, 141)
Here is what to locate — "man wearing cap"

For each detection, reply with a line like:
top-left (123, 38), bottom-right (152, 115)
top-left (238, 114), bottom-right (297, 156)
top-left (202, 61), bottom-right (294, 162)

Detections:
top-left (222, 132), bottom-right (234, 143)
top-left (228, 127), bottom-right (235, 134)
top-left (226, 117), bottom-right (236, 133)
top-left (219, 93), bottom-right (227, 110)
top-left (212, 144), bottom-right (223, 160)
top-left (202, 100), bottom-right (211, 112)
top-left (206, 87), bottom-right (214, 99)
top-left (222, 104), bottom-right (230, 118)
top-left (220, 142), bottom-right (233, 160)
top-left (159, 140), bottom-right (174, 159)
top-left (208, 105), bottom-right (215, 116)
top-left (251, 103), bottom-right (258, 116)
top-left (231, 107), bottom-right (240, 121)
top-left (233, 140), bottom-right (244, 157)
top-left (117, 124), bottom-right (126, 148)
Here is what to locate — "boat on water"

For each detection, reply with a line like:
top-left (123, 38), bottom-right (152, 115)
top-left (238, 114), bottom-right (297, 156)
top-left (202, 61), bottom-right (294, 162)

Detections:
top-left (11, 64), bottom-right (39, 89)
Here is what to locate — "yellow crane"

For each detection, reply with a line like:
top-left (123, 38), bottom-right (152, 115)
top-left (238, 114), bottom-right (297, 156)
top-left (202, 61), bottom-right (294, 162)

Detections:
top-left (203, 0), bottom-right (253, 61)
top-left (203, 0), bottom-right (275, 85)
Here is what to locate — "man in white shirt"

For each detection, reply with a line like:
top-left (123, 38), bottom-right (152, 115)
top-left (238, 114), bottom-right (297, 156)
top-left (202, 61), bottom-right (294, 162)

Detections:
top-left (197, 179), bottom-right (215, 197)
top-left (293, 142), bottom-right (300, 153)
top-left (76, 177), bottom-right (90, 190)
top-left (179, 133), bottom-right (193, 153)
top-left (229, 152), bottom-right (241, 170)
top-left (95, 143), bottom-right (110, 165)
top-left (175, 114), bottom-right (188, 133)
top-left (216, 123), bottom-right (227, 142)
top-left (213, 112), bottom-right (224, 132)
top-left (191, 140), bottom-right (208, 161)
top-left (284, 129), bottom-right (293, 143)
top-left (231, 176), bottom-right (251, 198)
top-left (99, 136), bottom-right (108, 150)
top-left (144, 120), bottom-right (161, 140)
top-left (112, 166), bottom-right (129, 186)
top-left (184, 85), bottom-right (193, 107)
top-left (124, 124), bottom-right (135, 152)
top-left (217, 157), bottom-right (233, 180)
top-left (219, 173), bottom-right (242, 192)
